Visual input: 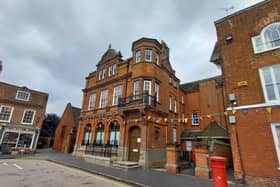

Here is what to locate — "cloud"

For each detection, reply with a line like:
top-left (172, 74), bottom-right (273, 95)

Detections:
top-left (0, 0), bottom-right (264, 115)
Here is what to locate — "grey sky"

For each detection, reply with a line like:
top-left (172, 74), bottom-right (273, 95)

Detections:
top-left (0, 0), bottom-right (263, 116)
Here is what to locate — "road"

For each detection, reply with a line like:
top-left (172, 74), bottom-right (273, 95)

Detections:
top-left (0, 159), bottom-right (131, 187)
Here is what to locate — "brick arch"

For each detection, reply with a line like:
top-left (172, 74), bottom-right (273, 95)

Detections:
top-left (251, 14), bottom-right (280, 36)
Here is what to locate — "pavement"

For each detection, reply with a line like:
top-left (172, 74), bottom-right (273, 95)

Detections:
top-left (0, 159), bottom-right (131, 187)
top-left (1, 149), bottom-right (246, 187)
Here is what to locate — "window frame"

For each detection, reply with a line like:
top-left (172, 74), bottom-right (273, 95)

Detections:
top-left (88, 93), bottom-right (96, 110)
top-left (155, 82), bottom-right (159, 102)
top-left (16, 90), bottom-right (30, 101)
top-left (169, 96), bottom-right (172, 111)
top-left (0, 105), bottom-right (14, 122)
top-left (136, 50), bottom-right (141, 63)
top-left (173, 127), bottom-right (177, 143)
top-left (192, 112), bottom-right (199, 125)
top-left (133, 80), bottom-right (140, 99)
top-left (145, 49), bottom-right (152, 62)
top-left (259, 64), bottom-right (280, 102)
top-left (143, 80), bottom-right (152, 95)
top-left (112, 85), bottom-right (122, 106)
top-left (21, 109), bottom-right (36, 125)
top-left (252, 22), bottom-right (280, 54)
top-left (174, 99), bottom-right (177, 113)
top-left (99, 89), bottom-right (108, 108)
top-left (155, 52), bottom-right (159, 65)
top-left (271, 123), bottom-right (280, 167)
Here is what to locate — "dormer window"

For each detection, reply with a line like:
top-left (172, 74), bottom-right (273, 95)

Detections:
top-left (252, 22), bottom-right (280, 54)
top-left (16, 91), bottom-right (30, 101)
top-left (145, 49), bottom-right (152, 62)
top-left (136, 50), bottom-right (141, 63)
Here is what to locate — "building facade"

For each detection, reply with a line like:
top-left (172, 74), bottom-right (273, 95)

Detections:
top-left (212, 0), bottom-right (280, 185)
top-left (0, 82), bottom-right (48, 153)
top-left (74, 38), bottom-right (185, 168)
top-left (53, 103), bottom-right (81, 153)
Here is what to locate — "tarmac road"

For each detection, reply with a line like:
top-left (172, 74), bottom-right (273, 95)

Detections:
top-left (0, 159), bottom-right (131, 187)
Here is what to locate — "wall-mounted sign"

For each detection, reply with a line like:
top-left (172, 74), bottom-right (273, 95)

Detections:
top-left (133, 149), bottom-right (139, 152)
top-left (237, 81), bottom-right (248, 87)
top-left (137, 137), bottom-right (141, 143)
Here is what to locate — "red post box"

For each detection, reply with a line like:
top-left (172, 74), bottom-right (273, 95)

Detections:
top-left (209, 156), bottom-right (228, 187)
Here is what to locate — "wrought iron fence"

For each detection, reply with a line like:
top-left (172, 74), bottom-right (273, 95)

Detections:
top-left (85, 144), bottom-right (118, 157)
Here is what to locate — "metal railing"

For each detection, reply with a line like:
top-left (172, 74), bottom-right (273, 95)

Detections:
top-left (118, 93), bottom-right (157, 107)
top-left (85, 144), bottom-right (118, 157)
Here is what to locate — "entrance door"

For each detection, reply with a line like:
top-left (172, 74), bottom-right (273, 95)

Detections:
top-left (128, 126), bottom-right (141, 162)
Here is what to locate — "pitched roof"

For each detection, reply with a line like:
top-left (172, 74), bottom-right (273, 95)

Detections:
top-left (180, 75), bottom-right (223, 93)
top-left (181, 121), bottom-right (229, 139)
top-left (199, 121), bottom-right (229, 139)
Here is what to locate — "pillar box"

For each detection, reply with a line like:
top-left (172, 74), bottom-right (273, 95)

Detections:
top-left (209, 156), bottom-right (228, 187)
top-left (194, 147), bottom-right (211, 179)
top-left (165, 143), bottom-right (180, 173)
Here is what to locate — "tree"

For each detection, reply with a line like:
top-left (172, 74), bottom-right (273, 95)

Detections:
top-left (38, 113), bottom-right (60, 148)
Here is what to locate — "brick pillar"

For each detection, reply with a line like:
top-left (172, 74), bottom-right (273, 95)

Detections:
top-left (195, 147), bottom-right (211, 179)
top-left (165, 143), bottom-right (180, 173)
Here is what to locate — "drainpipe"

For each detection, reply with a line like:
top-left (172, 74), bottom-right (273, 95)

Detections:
top-left (122, 62), bottom-right (129, 161)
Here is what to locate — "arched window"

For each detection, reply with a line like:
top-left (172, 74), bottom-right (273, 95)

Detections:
top-left (109, 121), bottom-right (120, 145)
top-left (252, 22), bottom-right (280, 53)
top-left (95, 123), bottom-right (104, 144)
top-left (84, 124), bottom-right (91, 145)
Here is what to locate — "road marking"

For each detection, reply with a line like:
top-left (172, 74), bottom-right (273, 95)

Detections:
top-left (13, 164), bottom-right (23, 170)
top-left (2, 162), bottom-right (8, 166)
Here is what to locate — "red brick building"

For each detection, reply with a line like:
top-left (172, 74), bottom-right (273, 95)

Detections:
top-left (212, 0), bottom-right (280, 185)
top-left (74, 38), bottom-right (229, 169)
top-left (0, 82), bottom-right (48, 153)
top-left (53, 103), bottom-right (81, 153)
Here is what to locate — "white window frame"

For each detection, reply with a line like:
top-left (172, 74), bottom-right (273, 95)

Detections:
top-left (181, 113), bottom-right (185, 123)
top-left (136, 50), bottom-right (141, 63)
top-left (259, 64), bottom-right (280, 103)
top-left (16, 91), bottom-right (30, 101)
top-left (173, 80), bottom-right (177, 88)
top-left (112, 85), bottom-right (122, 106)
top-left (174, 99), bottom-right (177, 113)
top-left (181, 95), bottom-right (184, 104)
top-left (169, 77), bottom-right (172, 84)
top-left (108, 64), bottom-right (117, 77)
top-left (173, 127), bottom-right (177, 143)
top-left (155, 82), bottom-right (159, 102)
top-left (99, 89), bottom-right (108, 108)
top-left (88, 93), bottom-right (96, 110)
top-left (271, 123), bottom-right (280, 167)
top-left (145, 49), bottom-right (152, 62)
top-left (21, 109), bottom-right (36, 125)
top-left (192, 112), bottom-right (199, 125)
top-left (252, 22), bottom-right (280, 54)
top-left (156, 52), bottom-right (159, 65)
top-left (169, 96), bottom-right (172, 111)
top-left (0, 105), bottom-right (14, 122)
top-left (133, 80), bottom-right (140, 99)
top-left (143, 80), bottom-right (152, 95)
top-left (102, 69), bottom-right (106, 79)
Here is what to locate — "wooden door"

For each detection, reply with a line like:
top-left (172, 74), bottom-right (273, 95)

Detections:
top-left (128, 127), bottom-right (141, 162)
